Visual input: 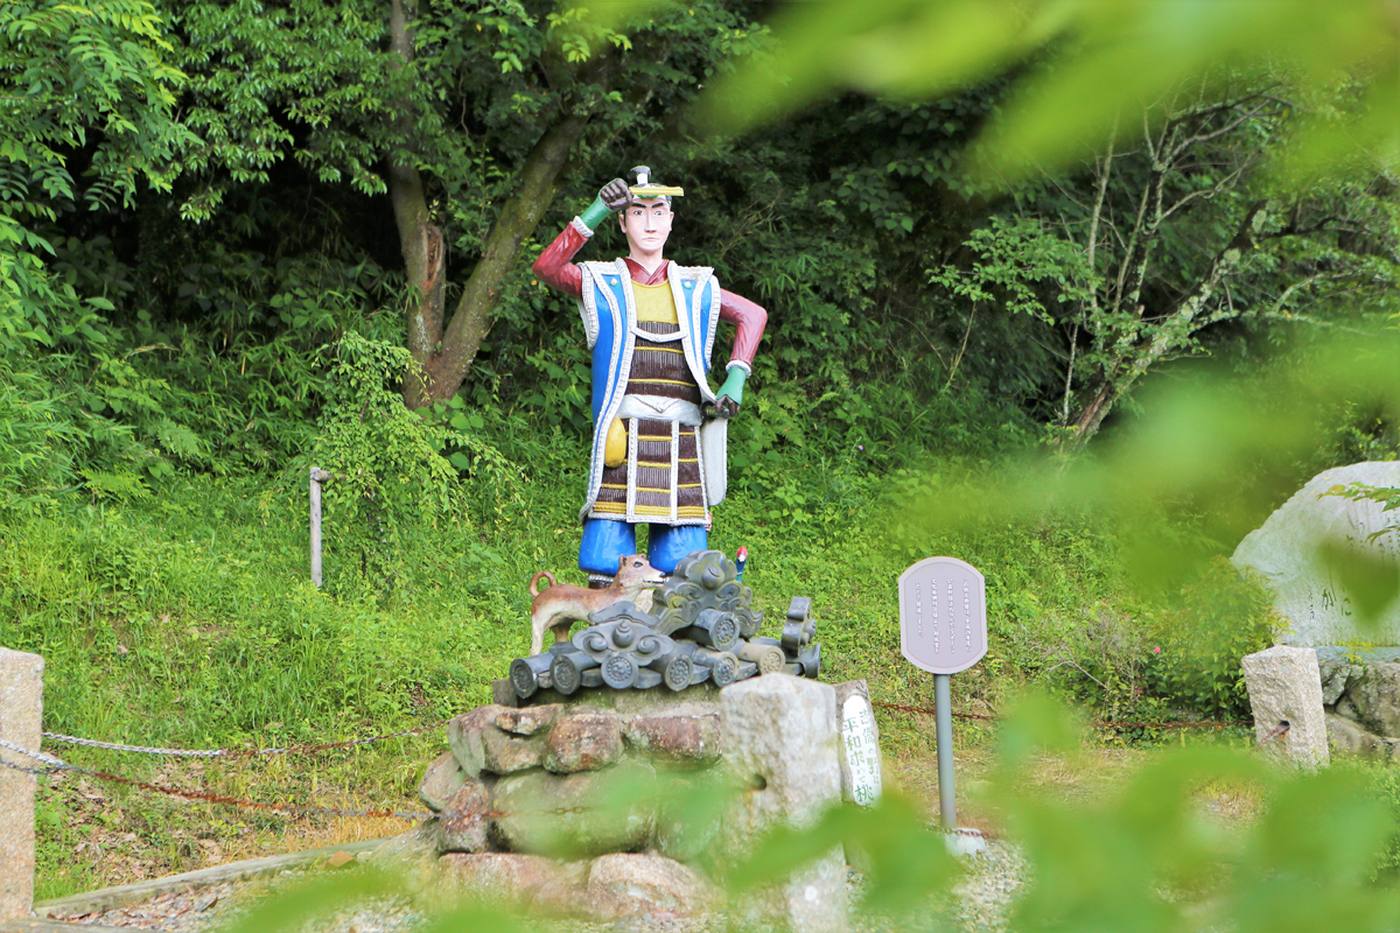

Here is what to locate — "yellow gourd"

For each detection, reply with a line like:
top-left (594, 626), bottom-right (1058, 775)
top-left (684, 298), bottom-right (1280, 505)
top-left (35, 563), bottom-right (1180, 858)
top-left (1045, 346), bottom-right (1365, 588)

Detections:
top-left (604, 418), bottom-right (627, 467)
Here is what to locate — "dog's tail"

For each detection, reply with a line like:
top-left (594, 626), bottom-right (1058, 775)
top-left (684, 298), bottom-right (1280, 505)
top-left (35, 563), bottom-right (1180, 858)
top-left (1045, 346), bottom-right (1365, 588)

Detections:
top-left (529, 570), bottom-right (556, 598)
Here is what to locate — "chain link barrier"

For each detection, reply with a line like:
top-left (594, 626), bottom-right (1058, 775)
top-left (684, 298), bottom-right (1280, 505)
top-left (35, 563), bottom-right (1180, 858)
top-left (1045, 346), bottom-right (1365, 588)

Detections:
top-left (0, 737), bottom-right (430, 822)
top-left (869, 699), bottom-right (1243, 732)
top-left (2, 696), bottom-right (1250, 834)
top-left (40, 717), bottom-right (452, 760)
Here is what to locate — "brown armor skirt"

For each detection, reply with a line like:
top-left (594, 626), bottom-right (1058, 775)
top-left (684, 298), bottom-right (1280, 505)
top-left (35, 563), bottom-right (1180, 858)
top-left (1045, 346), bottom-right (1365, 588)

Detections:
top-left (590, 416), bottom-right (707, 525)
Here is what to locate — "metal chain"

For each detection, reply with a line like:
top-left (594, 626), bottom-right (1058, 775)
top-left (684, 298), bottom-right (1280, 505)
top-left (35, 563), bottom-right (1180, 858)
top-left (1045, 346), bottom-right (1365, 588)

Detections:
top-left (0, 757), bottom-right (60, 777)
top-left (41, 717), bottom-right (451, 760)
top-left (0, 737), bottom-right (428, 822)
top-left (39, 734), bottom-right (226, 758)
top-left (869, 699), bottom-right (1241, 731)
top-left (0, 735), bottom-right (72, 770)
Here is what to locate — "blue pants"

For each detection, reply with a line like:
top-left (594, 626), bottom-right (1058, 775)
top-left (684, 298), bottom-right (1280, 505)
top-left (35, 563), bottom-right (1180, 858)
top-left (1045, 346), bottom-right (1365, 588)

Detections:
top-left (579, 518), bottom-right (707, 576)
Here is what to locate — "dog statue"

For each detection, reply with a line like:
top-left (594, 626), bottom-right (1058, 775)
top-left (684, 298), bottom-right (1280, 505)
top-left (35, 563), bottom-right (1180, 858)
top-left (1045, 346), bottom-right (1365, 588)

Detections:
top-left (528, 554), bottom-right (665, 655)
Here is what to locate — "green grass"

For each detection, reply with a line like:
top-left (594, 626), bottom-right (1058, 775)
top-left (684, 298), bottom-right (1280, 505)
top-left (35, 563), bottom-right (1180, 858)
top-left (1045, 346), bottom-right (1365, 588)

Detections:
top-left (1, 435), bottom-right (1276, 897)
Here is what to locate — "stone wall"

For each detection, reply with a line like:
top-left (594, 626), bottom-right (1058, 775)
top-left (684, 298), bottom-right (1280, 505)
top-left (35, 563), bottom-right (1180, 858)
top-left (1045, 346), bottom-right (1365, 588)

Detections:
top-left (418, 675), bottom-right (860, 929)
top-left (1318, 648), bottom-right (1400, 759)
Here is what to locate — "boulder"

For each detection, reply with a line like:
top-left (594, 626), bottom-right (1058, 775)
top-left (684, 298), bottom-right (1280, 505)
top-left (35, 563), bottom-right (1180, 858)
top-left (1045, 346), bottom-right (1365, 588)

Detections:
top-left (652, 771), bottom-right (728, 863)
top-left (584, 852), bottom-right (717, 919)
top-left (544, 711), bottom-right (624, 773)
top-left (1326, 713), bottom-right (1392, 759)
top-left (1316, 654), bottom-right (1359, 706)
top-left (447, 706), bottom-right (501, 776)
top-left (496, 705), bottom-right (561, 737)
top-left (623, 708), bottom-right (723, 763)
top-left (1232, 461), bottom-right (1400, 646)
top-left (447, 706), bottom-right (545, 776)
top-left (1343, 661), bottom-right (1400, 737)
top-left (438, 780), bottom-right (492, 853)
top-left (438, 852), bottom-right (586, 908)
top-left (420, 751), bottom-right (468, 812)
top-left (491, 763), bottom-right (655, 857)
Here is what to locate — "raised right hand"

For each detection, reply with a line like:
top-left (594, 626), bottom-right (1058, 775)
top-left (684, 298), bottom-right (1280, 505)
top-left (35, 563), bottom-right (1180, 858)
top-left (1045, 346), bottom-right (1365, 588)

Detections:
top-left (599, 178), bottom-right (630, 212)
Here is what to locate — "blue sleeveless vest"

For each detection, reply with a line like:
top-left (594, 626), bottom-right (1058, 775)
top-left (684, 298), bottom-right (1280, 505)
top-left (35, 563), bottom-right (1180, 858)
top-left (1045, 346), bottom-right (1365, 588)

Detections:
top-left (577, 259), bottom-right (721, 518)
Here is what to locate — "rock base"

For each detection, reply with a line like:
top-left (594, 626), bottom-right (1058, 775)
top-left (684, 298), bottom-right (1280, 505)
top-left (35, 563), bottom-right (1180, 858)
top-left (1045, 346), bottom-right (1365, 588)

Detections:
top-left (1318, 649), bottom-right (1400, 760)
top-left (421, 675), bottom-right (859, 928)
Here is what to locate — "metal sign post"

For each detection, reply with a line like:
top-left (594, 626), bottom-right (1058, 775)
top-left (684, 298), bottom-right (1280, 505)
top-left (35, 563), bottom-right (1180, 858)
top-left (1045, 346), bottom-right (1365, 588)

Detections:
top-left (898, 556), bottom-right (988, 852)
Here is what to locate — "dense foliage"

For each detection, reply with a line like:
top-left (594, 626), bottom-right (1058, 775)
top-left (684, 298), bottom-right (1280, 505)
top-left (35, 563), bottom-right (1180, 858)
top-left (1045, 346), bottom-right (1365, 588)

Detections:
top-left (2, 0), bottom-right (1399, 909)
top-left (3, 0), bottom-right (1395, 510)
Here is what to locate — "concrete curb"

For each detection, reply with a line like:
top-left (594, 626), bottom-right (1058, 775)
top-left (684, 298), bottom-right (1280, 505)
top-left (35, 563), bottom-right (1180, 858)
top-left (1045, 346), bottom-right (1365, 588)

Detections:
top-left (28, 837), bottom-right (391, 921)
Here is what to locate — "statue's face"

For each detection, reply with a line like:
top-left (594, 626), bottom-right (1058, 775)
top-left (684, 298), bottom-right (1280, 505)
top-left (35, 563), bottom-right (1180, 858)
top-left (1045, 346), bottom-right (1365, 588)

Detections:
top-left (619, 198), bottom-right (672, 256)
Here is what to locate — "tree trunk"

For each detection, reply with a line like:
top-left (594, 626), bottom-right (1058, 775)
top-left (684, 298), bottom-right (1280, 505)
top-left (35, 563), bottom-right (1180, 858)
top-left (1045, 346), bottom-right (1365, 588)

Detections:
top-left (421, 114), bottom-right (586, 405)
top-left (386, 0), bottom-right (445, 406)
top-left (386, 0), bottom-right (587, 408)
top-left (1066, 199), bottom-right (1270, 449)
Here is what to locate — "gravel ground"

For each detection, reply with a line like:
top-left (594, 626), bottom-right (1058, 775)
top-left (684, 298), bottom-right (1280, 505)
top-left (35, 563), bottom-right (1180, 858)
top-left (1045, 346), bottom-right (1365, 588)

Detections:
top-left (37, 838), bottom-right (1025, 932)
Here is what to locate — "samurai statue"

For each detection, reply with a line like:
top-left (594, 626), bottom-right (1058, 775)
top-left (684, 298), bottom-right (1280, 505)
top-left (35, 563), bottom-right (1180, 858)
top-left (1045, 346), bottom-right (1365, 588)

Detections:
top-left (533, 166), bottom-right (768, 584)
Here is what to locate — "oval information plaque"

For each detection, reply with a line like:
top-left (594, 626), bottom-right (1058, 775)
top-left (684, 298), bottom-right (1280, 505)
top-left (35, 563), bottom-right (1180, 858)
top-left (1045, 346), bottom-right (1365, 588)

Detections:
top-left (898, 556), bottom-right (987, 675)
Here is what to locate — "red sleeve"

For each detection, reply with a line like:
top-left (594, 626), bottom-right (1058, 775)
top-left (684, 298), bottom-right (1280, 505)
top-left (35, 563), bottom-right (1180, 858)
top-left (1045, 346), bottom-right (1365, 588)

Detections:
top-left (532, 222), bottom-right (589, 297)
top-left (719, 288), bottom-right (768, 369)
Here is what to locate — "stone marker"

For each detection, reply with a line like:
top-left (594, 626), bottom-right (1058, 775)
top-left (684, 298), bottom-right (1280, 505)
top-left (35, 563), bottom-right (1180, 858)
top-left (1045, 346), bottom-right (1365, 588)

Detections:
top-left (1241, 645), bottom-right (1329, 768)
top-left (1, 647), bottom-right (44, 923)
top-left (833, 680), bottom-right (881, 807)
top-left (720, 674), bottom-right (848, 933)
top-left (1232, 461), bottom-right (1400, 646)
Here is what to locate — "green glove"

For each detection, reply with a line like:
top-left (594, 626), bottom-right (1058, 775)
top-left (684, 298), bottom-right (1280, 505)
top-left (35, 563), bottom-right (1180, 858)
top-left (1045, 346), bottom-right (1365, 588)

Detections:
top-left (580, 195), bottom-right (611, 231)
top-left (715, 365), bottom-right (747, 417)
top-left (580, 178), bottom-right (631, 231)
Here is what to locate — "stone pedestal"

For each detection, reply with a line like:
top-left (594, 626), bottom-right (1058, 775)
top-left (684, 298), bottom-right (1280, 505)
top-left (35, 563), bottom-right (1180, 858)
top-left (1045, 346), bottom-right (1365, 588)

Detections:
top-left (1, 647), bottom-right (44, 922)
top-left (421, 675), bottom-right (852, 926)
top-left (1242, 645), bottom-right (1328, 768)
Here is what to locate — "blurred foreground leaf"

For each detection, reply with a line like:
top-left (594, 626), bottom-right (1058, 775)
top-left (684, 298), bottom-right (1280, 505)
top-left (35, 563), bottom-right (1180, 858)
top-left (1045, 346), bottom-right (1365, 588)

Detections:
top-left (897, 329), bottom-right (1400, 593)
top-left (1316, 537), bottom-right (1400, 629)
top-left (675, 0), bottom-right (1400, 184)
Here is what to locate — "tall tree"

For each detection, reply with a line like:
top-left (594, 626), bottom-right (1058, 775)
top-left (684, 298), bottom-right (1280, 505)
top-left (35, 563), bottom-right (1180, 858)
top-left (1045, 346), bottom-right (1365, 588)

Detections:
top-left (929, 81), bottom-right (1400, 446)
top-left (159, 0), bottom-right (763, 406)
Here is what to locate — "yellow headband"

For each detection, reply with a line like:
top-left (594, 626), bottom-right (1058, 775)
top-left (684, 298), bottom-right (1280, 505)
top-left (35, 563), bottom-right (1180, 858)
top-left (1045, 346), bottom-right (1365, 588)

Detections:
top-left (629, 184), bottom-right (685, 198)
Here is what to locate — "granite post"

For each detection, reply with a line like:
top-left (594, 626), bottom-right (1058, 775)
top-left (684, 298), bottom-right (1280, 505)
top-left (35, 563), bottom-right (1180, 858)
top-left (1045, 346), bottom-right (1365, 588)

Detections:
top-left (721, 674), bottom-right (848, 933)
top-left (1242, 645), bottom-right (1328, 769)
top-left (0, 647), bottom-right (44, 922)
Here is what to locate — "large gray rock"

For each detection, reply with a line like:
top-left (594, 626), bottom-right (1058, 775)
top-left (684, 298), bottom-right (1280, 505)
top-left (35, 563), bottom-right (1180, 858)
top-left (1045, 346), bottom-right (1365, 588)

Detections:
top-left (438, 780), bottom-right (492, 853)
top-left (419, 751), bottom-right (468, 812)
top-left (1317, 654), bottom-right (1359, 706)
top-left (720, 674), bottom-right (848, 933)
top-left (1241, 646), bottom-right (1329, 768)
top-left (1325, 712), bottom-right (1397, 759)
top-left (544, 711), bottom-right (624, 773)
top-left (584, 852), bottom-right (717, 919)
top-left (0, 647), bottom-right (43, 923)
top-left (1344, 661), bottom-right (1400, 736)
top-left (447, 706), bottom-right (546, 776)
top-left (1232, 462), bottom-right (1400, 646)
top-left (438, 852), bottom-right (586, 911)
top-left (623, 707), bottom-right (723, 763)
top-left (491, 763), bottom-right (655, 856)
